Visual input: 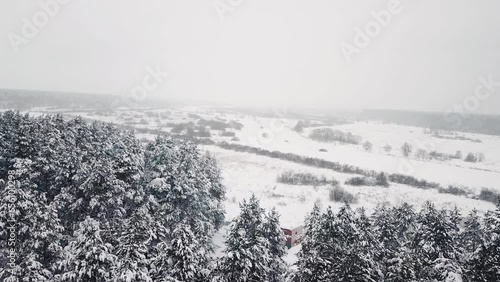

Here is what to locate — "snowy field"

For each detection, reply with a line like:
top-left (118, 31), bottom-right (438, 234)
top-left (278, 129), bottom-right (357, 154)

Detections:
top-left (220, 117), bottom-right (500, 190)
top-left (202, 145), bottom-right (496, 228)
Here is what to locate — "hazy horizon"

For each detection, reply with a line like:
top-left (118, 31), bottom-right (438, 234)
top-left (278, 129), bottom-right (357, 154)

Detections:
top-left (2, 0), bottom-right (500, 114)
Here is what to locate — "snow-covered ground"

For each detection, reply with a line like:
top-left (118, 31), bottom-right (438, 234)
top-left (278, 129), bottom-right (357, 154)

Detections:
top-left (226, 117), bottom-right (500, 191)
top-left (202, 145), bottom-right (496, 227)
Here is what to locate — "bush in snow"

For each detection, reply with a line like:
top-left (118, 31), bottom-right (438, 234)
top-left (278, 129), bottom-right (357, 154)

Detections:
top-left (477, 188), bottom-right (500, 204)
top-left (329, 185), bottom-right (357, 204)
top-left (277, 170), bottom-right (335, 186)
top-left (438, 185), bottom-right (470, 197)
top-left (362, 141), bottom-right (373, 152)
top-left (345, 176), bottom-right (373, 186)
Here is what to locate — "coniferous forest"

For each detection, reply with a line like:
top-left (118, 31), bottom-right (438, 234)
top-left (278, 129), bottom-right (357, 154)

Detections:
top-left (0, 111), bottom-right (499, 281)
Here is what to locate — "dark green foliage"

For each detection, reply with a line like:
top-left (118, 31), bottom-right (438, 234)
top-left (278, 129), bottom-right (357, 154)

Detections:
top-left (466, 201), bottom-right (500, 281)
top-left (345, 176), bottom-right (372, 186)
top-left (388, 174), bottom-right (440, 189)
top-left (309, 128), bottom-right (362, 144)
top-left (292, 202), bottom-right (499, 282)
top-left (0, 111), bottom-right (227, 282)
top-left (277, 170), bottom-right (335, 186)
top-left (344, 173), bottom-right (389, 187)
top-left (329, 185), bottom-right (357, 203)
top-left (213, 196), bottom-right (287, 282)
top-left (375, 172), bottom-right (390, 187)
top-left (477, 188), bottom-right (500, 203)
top-left (438, 185), bottom-right (470, 196)
top-left (294, 204), bottom-right (378, 281)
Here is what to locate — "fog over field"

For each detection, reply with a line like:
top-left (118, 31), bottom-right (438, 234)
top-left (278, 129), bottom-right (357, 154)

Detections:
top-left (1, 1), bottom-right (500, 281)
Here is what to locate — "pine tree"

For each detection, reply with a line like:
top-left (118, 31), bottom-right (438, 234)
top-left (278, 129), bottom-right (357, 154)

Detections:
top-left (460, 209), bottom-right (485, 254)
top-left (467, 201), bottom-right (500, 281)
top-left (331, 204), bottom-right (377, 282)
top-left (0, 159), bottom-right (63, 281)
top-left (426, 256), bottom-right (463, 282)
top-left (60, 217), bottom-right (117, 282)
top-left (262, 208), bottom-right (287, 282)
top-left (297, 204), bottom-right (378, 281)
top-left (376, 205), bottom-right (417, 282)
top-left (0, 113), bottom-right (230, 281)
top-left (144, 137), bottom-right (225, 250)
top-left (114, 208), bottom-right (154, 282)
top-left (293, 204), bottom-right (329, 282)
top-left (212, 195), bottom-right (270, 282)
top-left (413, 202), bottom-right (462, 281)
top-left (385, 247), bottom-right (417, 282)
top-left (298, 204), bottom-right (321, 257)
top-left (372, 205), bottom-right (398, 259)
top-left (161, 223), bottom-right (206, 282)
top-left (392, 203), bottom-right (417, 242)
top-left (67, 156), bottom-right (129, 225)
top-left (201, 153), bottom-right (226, 231)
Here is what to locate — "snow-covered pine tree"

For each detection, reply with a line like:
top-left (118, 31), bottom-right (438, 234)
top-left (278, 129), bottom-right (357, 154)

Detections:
top-left (262, 208), bottom-right (287, 282)
top-left (297, 204), bottom-right (378, 281)
top-left (30, 115), bottom-right (67, 201)
top-left (293, 204), bottom-right (329, 282)
top-left (114, 208), bottom-right (154, 282)
top-left (60, 217), bottom-right (117, 282)
top-left (413, 202), bottom-right (462, 281)
top-left (372, 205), bottom-right (398, 259)
top-left (426, 256), bottom-right (463, 282)
top-left (372, 204), bottom-right (418, 282)
top-left (143, 137), bottom-right (225, 249)
top-left (392, 203), bottom-right (417, 242)
top-left (467, 201), bottom-right (500, 281)
top-left (460, 209), bottom-right (485, 254)
top-left (357, 207), bottom-right (382, 279)
top-left (385, 246), bottom-right (417, 282)
top-left (67, 156), bottom-right (129, 227)
top-left (212, 195), bottom-right (270, 282)
top-left (158, 223), bottom-right (207, 282)
top-left (201, 152), bottom-right (226, 232)
top-left (142, 136), bottom-right (227, 281)
top-left (330, 204), bottom-right (377, 282)
top-left (0, 159), bottom-right (63, 281)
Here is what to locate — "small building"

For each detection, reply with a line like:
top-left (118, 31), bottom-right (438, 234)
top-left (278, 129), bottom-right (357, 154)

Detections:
top-left (281, 226), bottom-right (304, 249)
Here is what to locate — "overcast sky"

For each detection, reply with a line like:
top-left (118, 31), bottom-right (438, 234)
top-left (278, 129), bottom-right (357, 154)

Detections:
top-left (1, 0), bottom-right (500, 113)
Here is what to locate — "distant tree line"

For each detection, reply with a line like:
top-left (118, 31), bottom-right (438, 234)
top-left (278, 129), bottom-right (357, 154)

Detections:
top-left (360, 109), bottom-right (500, 136)
top-left (309, 128), bottom-right (362, 145)
top-left (293, 120), bottom-right (348, 133)
top-left (277, 170), bottom-right (336, 186)
top-left (345, 173), bottom-right (389, 187)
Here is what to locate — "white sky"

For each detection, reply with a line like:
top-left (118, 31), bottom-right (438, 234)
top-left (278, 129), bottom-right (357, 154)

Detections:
top-left (1, 0), bottom-right (500, 113)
